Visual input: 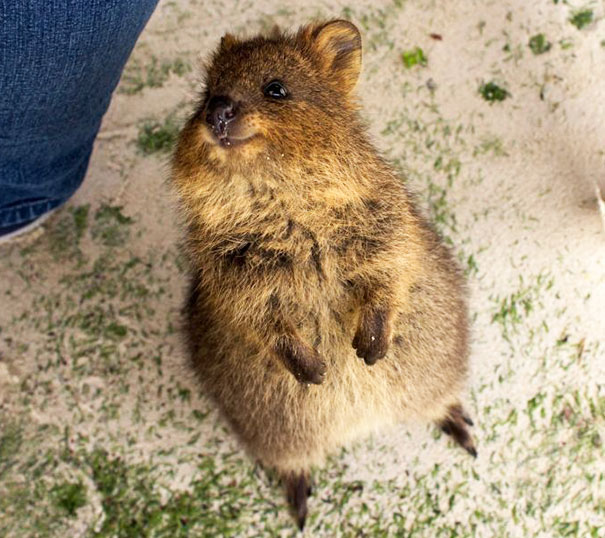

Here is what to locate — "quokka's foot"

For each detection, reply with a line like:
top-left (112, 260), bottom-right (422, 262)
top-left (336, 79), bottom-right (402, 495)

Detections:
top-left (438, 403), bottom-right (477, 458)
top-left (284, 472), bottom-right (312, 531)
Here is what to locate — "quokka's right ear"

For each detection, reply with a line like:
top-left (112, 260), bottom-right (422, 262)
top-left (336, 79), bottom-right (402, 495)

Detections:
top-left (268, 24), bottom-right (281, 39)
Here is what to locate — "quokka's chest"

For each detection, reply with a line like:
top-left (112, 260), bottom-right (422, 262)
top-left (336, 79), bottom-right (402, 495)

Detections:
top-left (206, 216), bottom-right (348, 277)
top-left (196, 217), bottom-right (365, 345)
top-left (205, 203), bottom-right (386, 273)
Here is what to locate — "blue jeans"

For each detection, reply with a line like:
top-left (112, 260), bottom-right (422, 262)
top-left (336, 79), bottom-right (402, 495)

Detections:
top-left (0, 0), bottom-right (159, 229)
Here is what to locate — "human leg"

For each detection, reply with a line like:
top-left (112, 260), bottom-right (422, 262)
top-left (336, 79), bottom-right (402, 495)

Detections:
top-left (0, 0), bottom-right (160, 235)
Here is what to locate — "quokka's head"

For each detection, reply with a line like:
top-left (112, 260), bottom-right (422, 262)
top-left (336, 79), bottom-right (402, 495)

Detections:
top-left (194, 20), bottom-right (362, 165)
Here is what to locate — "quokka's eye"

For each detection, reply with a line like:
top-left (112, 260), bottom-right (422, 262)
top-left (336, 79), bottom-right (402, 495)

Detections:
top-left (263, 80), bottom-right (289, 100)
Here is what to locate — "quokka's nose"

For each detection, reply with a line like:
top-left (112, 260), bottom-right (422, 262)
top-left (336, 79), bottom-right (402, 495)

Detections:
top-left (205, 96), bottom-right (237, 135)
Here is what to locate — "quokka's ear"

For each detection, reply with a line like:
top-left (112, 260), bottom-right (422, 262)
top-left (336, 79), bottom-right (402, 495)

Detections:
top-left (220, 33), bottom-right (239, 50)
top-left (306, 20), bottom-right (362, 93)
top-left (268, 24), bottom-right (281, 39)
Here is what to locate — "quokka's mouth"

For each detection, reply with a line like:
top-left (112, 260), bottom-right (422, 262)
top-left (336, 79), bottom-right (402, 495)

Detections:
top-left (214, 133), bottom-right (255, 148)
top-left (208, 127), bottom-right (257, 149)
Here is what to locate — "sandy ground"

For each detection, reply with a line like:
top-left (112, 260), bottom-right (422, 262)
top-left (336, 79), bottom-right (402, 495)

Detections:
top-left (1, 0), bottom-right (604, 536)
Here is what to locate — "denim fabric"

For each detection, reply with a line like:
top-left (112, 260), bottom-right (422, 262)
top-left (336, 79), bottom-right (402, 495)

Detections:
top-left (0, 0), bottom-right (159, 227)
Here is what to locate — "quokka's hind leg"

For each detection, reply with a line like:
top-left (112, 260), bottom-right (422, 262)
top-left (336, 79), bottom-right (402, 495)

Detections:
top-left (437, 403), bottom-right (477, 458)
top-left (284, 471), bottom-right (312, 531)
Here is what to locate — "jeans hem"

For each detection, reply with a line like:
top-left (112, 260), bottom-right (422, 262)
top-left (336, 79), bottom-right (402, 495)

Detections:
top-left (0, 199), bottom-right (67, 228)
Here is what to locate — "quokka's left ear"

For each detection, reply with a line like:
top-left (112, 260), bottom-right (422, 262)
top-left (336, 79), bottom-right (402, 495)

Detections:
top-left (220, 33), bottom-right (239, 50)
top-left (302, 20), bottom-right (362, 93)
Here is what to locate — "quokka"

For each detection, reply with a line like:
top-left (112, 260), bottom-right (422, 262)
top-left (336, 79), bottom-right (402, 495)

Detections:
top-left (171, 19), bottom-right (476, 529)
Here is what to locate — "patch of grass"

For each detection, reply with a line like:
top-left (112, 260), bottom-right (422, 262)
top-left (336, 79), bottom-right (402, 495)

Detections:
top-left (94, 205), bottom-right (133, 227)
top-left (0, 424), bottom-right (72, 537)
top-left (528, 34), bottom-right (552, 55)
top-left (479, 82), bottom-right (510, 103)
top-left (382, 112), bottom-right (466, 246)
top-left (60, 253), bottom-right (155, 304)
top-left (465, 253), bottom-right (479, 276)
top-left (0, 420), bottom-right (22, 479)
top-left (402, 47), bottom-right (427, 68)
top-left (492, 288), bottom-right (533, 327)
top-left (72, 205), bottom-right (90, 239)
top-left (52, 481), bottom-right (87, 517)
top-left (341, 6), bottom-right (354, 19)
top-left (84, 448), bottom-right (256, 537)
top-left (491, 273), bottom-right (553, 338)
top-left (91, 205), bottom-right (133, 248)
top-left (560, 39), bottom-right (574, 50)
top-left (119, 56), bottom-right (192, 95)
top-left (426, 182), bottom-right (457, 239)
top-left (104, 322), bottom-right (128, 341)
top-left (29, 247), bottom-right (172, 381)
top-left (433, 156), bottom-right (461, 177)
top-left (474, 136), bottom-right (508, 157)
top-left (355, 3), bottom-right (407, 53)
top-left (0, 478), bottom-right (57, 537)
top-left (137, 114), bottom-right (181, 155)
top-left (569, 9), bottom-right (594, 30)
top-left (46, 204), bottom-right (90, 262)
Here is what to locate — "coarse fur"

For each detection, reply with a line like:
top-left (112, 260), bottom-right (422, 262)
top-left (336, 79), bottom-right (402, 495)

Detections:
top-left (171, 20), bottom-right (475, 528)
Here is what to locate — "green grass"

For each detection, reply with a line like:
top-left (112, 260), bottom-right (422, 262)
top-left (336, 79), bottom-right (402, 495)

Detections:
top-left (137, 114), bottom-right (182, 155)
top-left (0, 421), bottom-right (23, 479)
top-left (528, 34), bottom-right (551, 55)
top-left (0, 420), bottom-right (70, 537)
top-left (104, 321), bottom-right (129, 340)
top-left (119, 56), bottom-right (192, 95)
top-left (402, 47), bottom-right (427, 68)
top-left (91, 204), bottom-right (134, 247)
top-left (83, 448), bottom-right (258, 537)
top-left (52, 481), bottom-right (87, 517)
top-left (560, 39), bottom-right (574, 50)
top-left (353, 2), bottom-right (408, 54)
top-left (569, 9), bottom-right (594, 30)
top-left (72, 206), bottom-right (90, 238)
top-left (474, 136), bottom-right (507, 157)
top-left (44, 204), bottom-right (90, 262)
top-left (479, 82), bottom-right (510, 103)
top-left (464, 253), bottom-right (479, 276)
top-left (426, 182), bottom-right (457, 238)
top-left (491, 273), bottom-right (554, 339)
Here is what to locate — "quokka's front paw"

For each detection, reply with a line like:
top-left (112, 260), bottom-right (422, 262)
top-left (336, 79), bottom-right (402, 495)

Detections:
top-left (275, 337), bottom-right (327, 384)
top-left (352, 307), bottom-right (391, 365)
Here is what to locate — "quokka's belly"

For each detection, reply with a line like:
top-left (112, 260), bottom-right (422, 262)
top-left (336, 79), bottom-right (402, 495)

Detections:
top-left (189, 275), bottom-right (466, 469)
top-left (193, 323), bottom-right (408, 471)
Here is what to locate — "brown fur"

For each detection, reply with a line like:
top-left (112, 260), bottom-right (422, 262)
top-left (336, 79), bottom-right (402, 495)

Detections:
top-left (172, 20), bottom-right (475, 528)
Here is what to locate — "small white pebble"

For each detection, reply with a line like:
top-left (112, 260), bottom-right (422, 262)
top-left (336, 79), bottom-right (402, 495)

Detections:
top-left (371, 336), bottom-right (375, 341)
